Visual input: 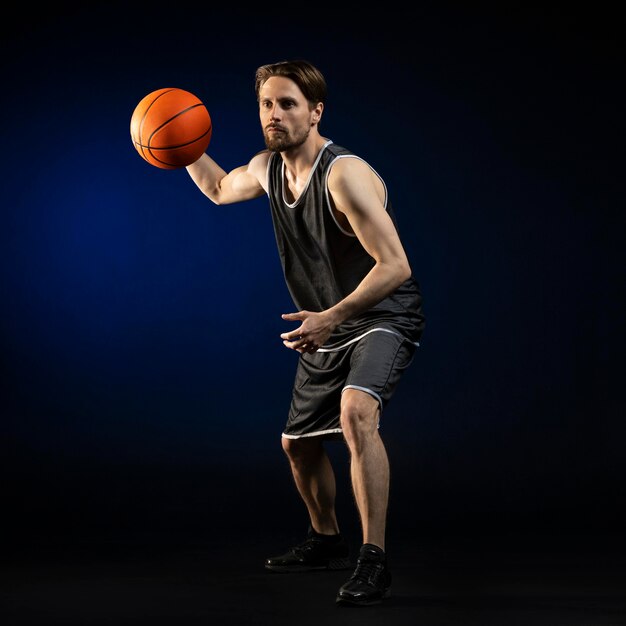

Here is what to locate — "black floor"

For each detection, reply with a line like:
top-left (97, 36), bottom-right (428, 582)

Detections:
top-left (3, 457), bottom-right (625, 624)
top-left (2, 528), bottom-right (625, 626)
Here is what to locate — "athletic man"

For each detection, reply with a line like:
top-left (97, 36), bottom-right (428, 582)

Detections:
top-left (186, 59), bottom-right (425, 606)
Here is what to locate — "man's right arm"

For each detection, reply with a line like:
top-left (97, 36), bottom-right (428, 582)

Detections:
top-left (186, 150), bottom-right (269, 205)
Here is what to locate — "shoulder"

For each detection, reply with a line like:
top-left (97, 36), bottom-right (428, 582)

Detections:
top-left (250, 149), bottom-right (272, 170)
top-left (327, 154), bottom-right (376, 189)
top-left (326, 150), bottom-right (387, 210)
top-left (248, 149), bottom-right (272, 190)
top-left (322, 143), bottom-right (374, 178)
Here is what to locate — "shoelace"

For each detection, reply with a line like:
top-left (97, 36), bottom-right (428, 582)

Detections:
top-left (350, 557), bottom-right (385, 585)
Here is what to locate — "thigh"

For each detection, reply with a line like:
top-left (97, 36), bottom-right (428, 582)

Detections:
top-left (283, 349), bottom-right (352, 439)
top-left (345, 330), bottom-right (417, 411)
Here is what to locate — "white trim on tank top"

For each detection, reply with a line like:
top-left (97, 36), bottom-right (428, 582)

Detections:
top-left (323, 154), bottom-right (389, 237)
top-left (279, 139), bottom-right (334, 208)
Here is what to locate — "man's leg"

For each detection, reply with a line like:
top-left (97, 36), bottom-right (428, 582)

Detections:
top-left (265, 437), bottom-right (351, 572)
top-left (281, 436), bottom-right (339, 535)
top-left (340, 388), bottom-right (388, 549)
top-left (336, 388), bottom-right (392, 604)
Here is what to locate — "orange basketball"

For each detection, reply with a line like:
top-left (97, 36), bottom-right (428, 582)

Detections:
top-left (130, 88), bottom-right (212, 169)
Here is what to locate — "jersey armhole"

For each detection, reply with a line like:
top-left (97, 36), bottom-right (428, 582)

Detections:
top-left (323, 155), bottom-right (389, 237)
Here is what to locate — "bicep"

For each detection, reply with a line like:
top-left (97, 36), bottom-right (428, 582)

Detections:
top-left (218, 151), bottom-right (269, 204)
top-left (329, 160), bottom-right (408, 264)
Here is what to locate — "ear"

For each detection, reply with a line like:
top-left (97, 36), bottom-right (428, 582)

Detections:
top-left (311, 102), bottom-right (324, 125)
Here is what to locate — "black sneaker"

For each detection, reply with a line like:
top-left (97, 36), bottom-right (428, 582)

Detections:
top-left (265, 527), bottom-right (351, 573)
top-left (336, 543), bottom-right (392, 606)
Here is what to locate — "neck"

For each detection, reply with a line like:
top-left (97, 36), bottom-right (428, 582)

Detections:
top-left (281, 133), bottom-right (328, 178)
top-left (280, 135), bottom-right (329, 203)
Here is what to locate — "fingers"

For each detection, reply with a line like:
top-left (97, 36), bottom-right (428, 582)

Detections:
top-left (280, 329), bottom-right (303, 341)
top-left (280, 310), bottom-right (318, 353)
top-left (281, 311), bottom-right (306, 320)
top-left (297, 343), bottom-right (318, 354)
top-left (280, 312), bottom-right (304, 342)
top-left (282, 337), bottom-right (318, 353)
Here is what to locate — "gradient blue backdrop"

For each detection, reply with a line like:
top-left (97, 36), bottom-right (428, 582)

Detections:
top-left (2, 4), bottom-right (623, 540)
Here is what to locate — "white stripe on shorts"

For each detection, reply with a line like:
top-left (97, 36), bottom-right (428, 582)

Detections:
top-left (317, 327), bottom-right (419, 353)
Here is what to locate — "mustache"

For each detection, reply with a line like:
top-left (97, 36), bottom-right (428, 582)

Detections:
top-left (266, 123), bottom-right (287, 132)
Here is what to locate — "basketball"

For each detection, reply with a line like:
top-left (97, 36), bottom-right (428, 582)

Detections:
top-left (130, 88), bottom-right (212, 169)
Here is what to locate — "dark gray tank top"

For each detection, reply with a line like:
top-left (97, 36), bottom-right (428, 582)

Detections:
top-left (267, 140), bottom-right (425, 349)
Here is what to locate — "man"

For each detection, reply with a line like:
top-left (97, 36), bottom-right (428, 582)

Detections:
top-left (186, 59), bottom-right (425, 606)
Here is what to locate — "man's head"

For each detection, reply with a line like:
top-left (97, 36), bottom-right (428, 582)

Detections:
top-left (255, 60), bottom-right (327, 107)
top-left (256, 60), bottom-right (327, 152)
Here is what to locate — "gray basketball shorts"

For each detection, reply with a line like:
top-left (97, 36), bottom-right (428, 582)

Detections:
top-left (282, 328), bottom-right (418, 440)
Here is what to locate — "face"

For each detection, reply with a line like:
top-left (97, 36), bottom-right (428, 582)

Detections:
top-left (258, 76), bottom-right (321, 152)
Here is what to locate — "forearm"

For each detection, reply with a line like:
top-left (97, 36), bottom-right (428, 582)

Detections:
top-left (325, 260), bottom-right (411, 327)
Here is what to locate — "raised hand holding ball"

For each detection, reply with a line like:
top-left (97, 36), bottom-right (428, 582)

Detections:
top-left (130, 88), bottom-right (212, 169)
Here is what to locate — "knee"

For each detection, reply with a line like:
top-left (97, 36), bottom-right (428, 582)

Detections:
top-left (281, 436), bottom-right (298, 458)
top-left (340, 392), bottom-right (379, 450)
top-left (281, 436), bottom-right (320, 465)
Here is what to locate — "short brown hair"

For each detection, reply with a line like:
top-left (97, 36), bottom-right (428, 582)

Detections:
top-left (255, 59), bottom-right (327, 106)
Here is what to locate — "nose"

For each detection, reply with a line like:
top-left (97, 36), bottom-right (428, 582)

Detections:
top-left (268, 104), bottom-right (280, 120)
top-left (262, 98), bottom-right (284, 117)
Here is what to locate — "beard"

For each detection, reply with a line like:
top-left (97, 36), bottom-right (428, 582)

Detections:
top-left (263, 124), bottom-right (310, 152)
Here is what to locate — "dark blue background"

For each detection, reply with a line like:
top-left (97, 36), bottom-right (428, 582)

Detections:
top-left (2, 4), bottom-right (623, 542)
